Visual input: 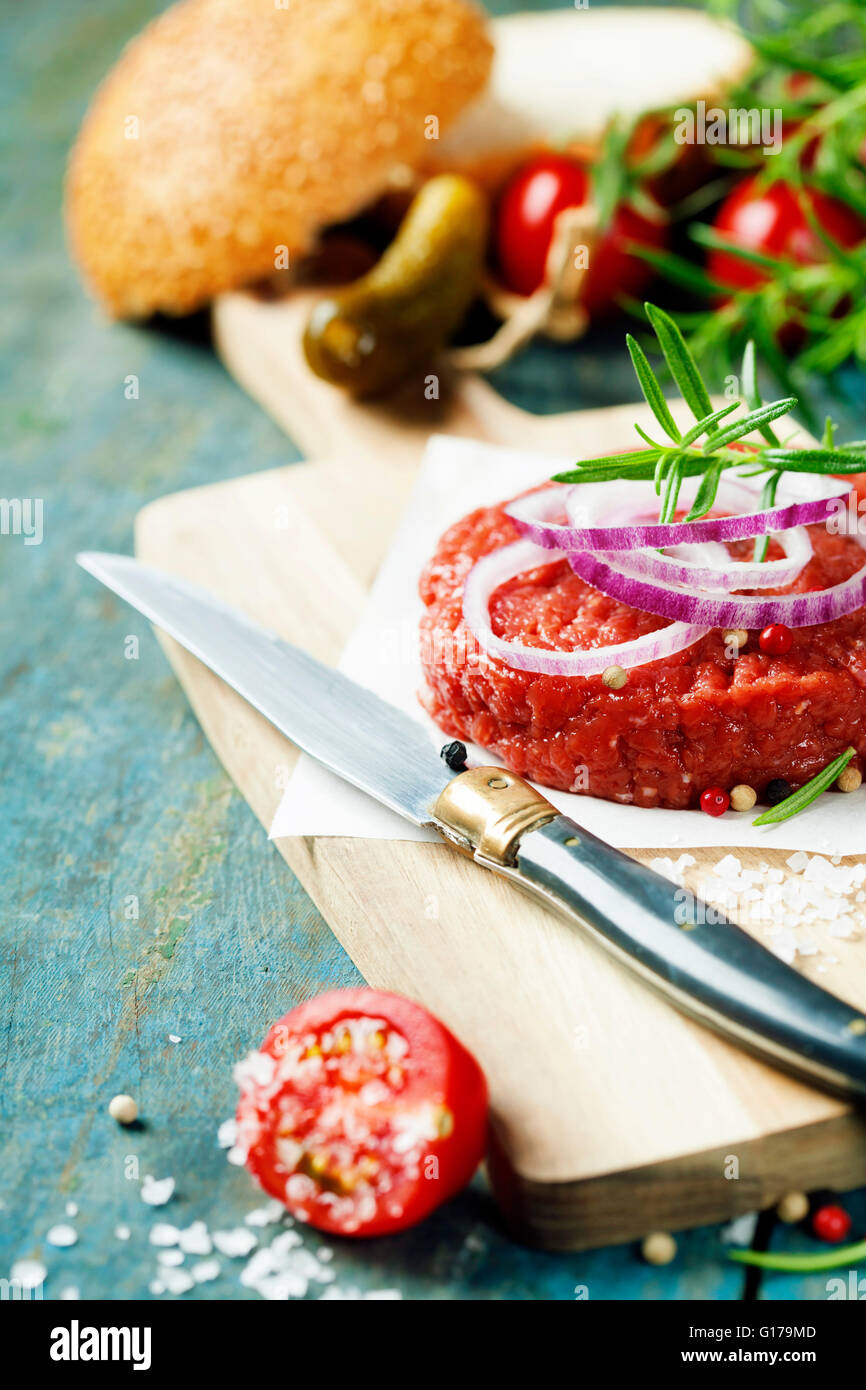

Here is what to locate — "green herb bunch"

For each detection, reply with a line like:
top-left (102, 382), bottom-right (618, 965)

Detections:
top-left (553, 304), bottom-right (866, 547)
top-left (611, 0), bottom-right (866, 410)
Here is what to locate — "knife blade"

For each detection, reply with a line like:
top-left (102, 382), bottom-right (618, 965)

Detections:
top-left (78, 551), bottom-right (866, 1099)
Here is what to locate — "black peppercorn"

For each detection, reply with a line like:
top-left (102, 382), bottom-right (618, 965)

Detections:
top-left (440, 741), bottom-right (467, 772)
top-left (765, 777), bottom-right (792, 806)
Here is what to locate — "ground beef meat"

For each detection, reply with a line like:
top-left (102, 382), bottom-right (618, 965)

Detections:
top-left (418, 495), bottom-right (866, 809)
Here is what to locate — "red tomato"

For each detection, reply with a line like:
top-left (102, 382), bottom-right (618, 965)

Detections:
top-left (707, 175), bottom-right (866, 293)
top-left (811, 1203), bottom-right (853, 1244)
top-left (236, 988), bottom-right (488, 1237)
top-left (495, 154), bottom-right (667, 316)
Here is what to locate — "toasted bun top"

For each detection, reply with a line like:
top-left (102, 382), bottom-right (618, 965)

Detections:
top-left (66, 0), bottom-right (492, 318)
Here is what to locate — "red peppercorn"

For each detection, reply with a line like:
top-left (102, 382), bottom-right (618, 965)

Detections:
top-left (759, 623), bottom-right (793, 656)
top-left (700, 786), bottom-right (730, 817)
top-left (811, 1203), bottom-right (852, 1244)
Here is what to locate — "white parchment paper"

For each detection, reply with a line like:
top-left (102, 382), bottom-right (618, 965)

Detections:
top-left (270, 435), bottom-right (866, 856)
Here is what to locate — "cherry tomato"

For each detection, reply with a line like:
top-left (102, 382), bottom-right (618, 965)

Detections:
top-left (700, 786), bottom-right (730, 817)
top-left (707, 175), bottom-right (866, 294)
top-left (495, 154), bottom-right (667, 316)
top-left (811, 1203), bottom-right (852, 1244)
top-left (236, 988), bottom-right (487, 1237)
top-left (759, 623), bottom-right (793, 656)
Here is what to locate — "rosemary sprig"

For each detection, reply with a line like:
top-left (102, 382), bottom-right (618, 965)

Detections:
top-left (752, 747), bottom-right (856, 826)
top-left (618, 0), bottom-right (866, 412)
top-left (728, 1238), bottom-right (866, 1273)
top-left (552, 305), bottom-right (866, 525)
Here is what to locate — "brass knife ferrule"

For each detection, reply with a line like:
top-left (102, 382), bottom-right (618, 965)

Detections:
top-left (432, 767), bottom-right (557, 866)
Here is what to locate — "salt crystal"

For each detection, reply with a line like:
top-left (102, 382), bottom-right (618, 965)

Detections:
top-left (212, 1228), bottom-right (258, 1257)
top-left (244, 1200), bottom-right (285, 1227)
top-left (256, 1271), bottom-right (309, 1300)
top-left (115, 1224), bottom-right (131, 1241)
top-left (168, 1034), bottom-right (182, 1044)
top-left (178, 1221), bottom-right (212, 1255)
top-left (715, 854), bottom-right (742, 880)
top-left (786, 851), bottom-right (808, 874)
top-left (365, 1289), bottom-right (403, 1300)
top-left (161, 1267), bottom-right (195, 1295)
top-left (269, 1229), bottom-right (303, 1258)
top-left (191, 1258), bottom-right (221, 1283)
top-left (768, 927), bottom-right (798, 964)
top-left (149, 1223), bottom-right (181, 1247)
top-left (60, 1286), bottom-right (80, 1300)
top-left (829, 918), bottom-right (858, 939)
top-left (158, 1249), bottom-right (185, 1267)
top-left (141, 1175), bottom-right (175, 1207)
top-left (148, 1279), bottom-right (165, 1295)
top-left (217, 1118), bottom-right (237, 1149)
top-left (240, 1248), bottom-right (277, 1287)
top-left (65, 1202), bottom-right (79, 1218)
top-left (47, 1224), bottom-right (78, 1248)
top-left (233, 1050), bottom-right (277, 1089)
top-left (11, 1259), bottom-right (45, 1289)
top-left (226, 1147), bottom-right (247, 1167)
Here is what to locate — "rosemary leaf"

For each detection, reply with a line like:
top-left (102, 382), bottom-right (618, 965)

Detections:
top-left (760, 448), bottom-right (866, 472)
top-left (644, 303), bottom-right (714, 421)
top-left (702, 398), bottom-right (797, 453)
top-left (685, 461), bottom-right (724, 521)
top-left (626, 334), bottom-right (682, 442)
top-left (741, 340), bottom-right (781, 446)
top-left (679, 401), bottom-right (740, 448)
top-left (752, 748), bottom-right (856, 826)
top-left (659, 455), bottom-right (685, 523)
top-left (728, 1239), bottom-right (866, 1274)
top-left (753, 471), bottom-right (781, 563)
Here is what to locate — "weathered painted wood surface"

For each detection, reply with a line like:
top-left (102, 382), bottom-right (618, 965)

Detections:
top-left (1, 0), bottom-right (863, 1299)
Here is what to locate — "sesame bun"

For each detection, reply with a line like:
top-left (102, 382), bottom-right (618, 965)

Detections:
top-left (66, 0), bottom-right (492, 318)
top-left (436, 7), bottom-right (754, 184)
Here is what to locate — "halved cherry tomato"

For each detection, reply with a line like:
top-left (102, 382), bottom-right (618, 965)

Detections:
top-left (707, 174), bottom-right (866, 294)
top-left (494, 153), bottom-right (667, 316)
top-left (236, 988), bottom-right (488, 1237)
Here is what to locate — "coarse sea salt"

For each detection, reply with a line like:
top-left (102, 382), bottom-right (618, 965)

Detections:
top-left (244, 1200), bottom-right (285, 1227)
top-left (11, 1258), bottom-right (46, 1289)
top-left (157, 1249), bottom-right (185, 1267)
top-left (651, 847), bottom-right (865, 974)
top-left (149, 1223), bottom-right (181, 1247)
top-left (178, 1221), bottom-right (212, 1255)
top-left (46, 1224), bottom-right (78, 1248)
top-left (141, 1175), bottom-right (175, 1207)
top-left (212, 1227), bottom-right (258, 1258)
top-left (217, 1118), bottom-right (237, 1149)
top-left (191, 1258), bottom-right (221, 1284)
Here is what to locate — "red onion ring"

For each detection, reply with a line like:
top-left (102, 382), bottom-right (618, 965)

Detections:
top-left (567, 547), bottom-right (866, 629)
top-left (462, 539), bottom-right (710, 676)
top-left (593, 528), bottom-right (812, 592)
top-left (506, 477), bottom-right (850, 552)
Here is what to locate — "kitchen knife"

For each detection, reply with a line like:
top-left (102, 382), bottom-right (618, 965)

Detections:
top-left (78, 551), bottom-right (866, 1100)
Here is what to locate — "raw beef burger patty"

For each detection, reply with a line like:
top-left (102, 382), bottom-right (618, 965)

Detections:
top-left (418, 495), bottom-right (866, 809)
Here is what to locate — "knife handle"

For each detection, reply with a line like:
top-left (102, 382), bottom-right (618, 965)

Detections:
top-left (433, 767), bottom-right (866, 1099)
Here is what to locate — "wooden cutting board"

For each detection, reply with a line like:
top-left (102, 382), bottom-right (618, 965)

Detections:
top-left (133, 289), bottom-right (866, 1251)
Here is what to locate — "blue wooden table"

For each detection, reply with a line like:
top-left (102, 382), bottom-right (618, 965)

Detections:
top-left (2, 0), bottom-right (864, 1301)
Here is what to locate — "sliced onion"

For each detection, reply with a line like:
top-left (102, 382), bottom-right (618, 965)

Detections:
top-left (568, 547), bottom-right (866, 629)
top-left (506, 477), bottom-right (850, 552)
top-left (594, 527), bottom-right (812, 593)
top-left (462, 539), bottom-right (710, 676)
